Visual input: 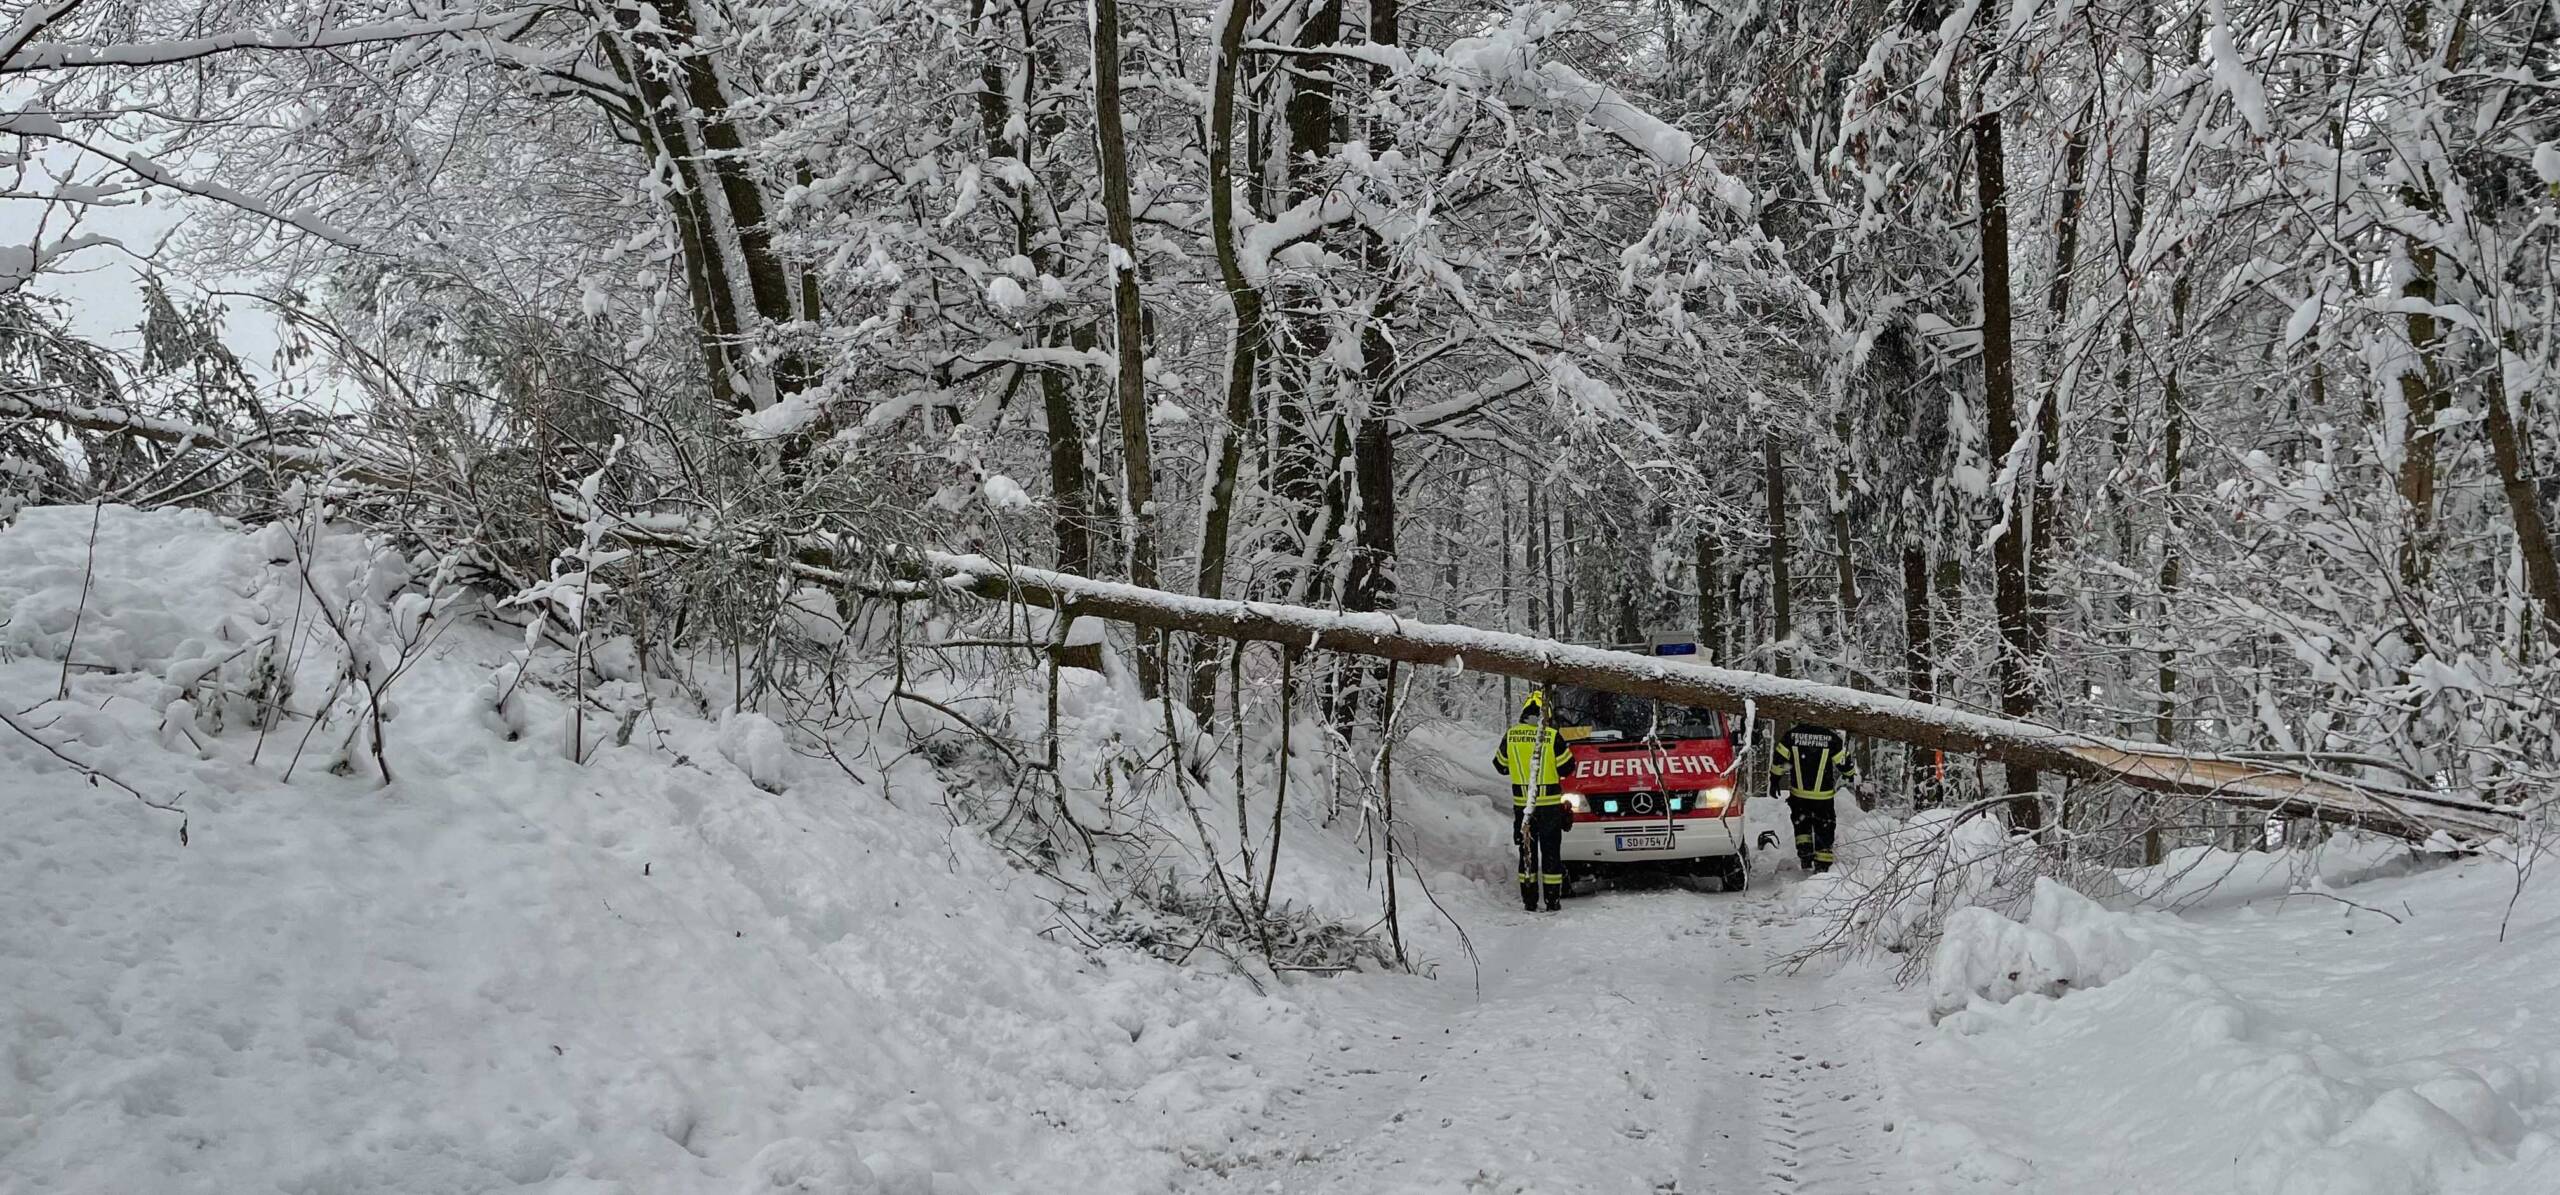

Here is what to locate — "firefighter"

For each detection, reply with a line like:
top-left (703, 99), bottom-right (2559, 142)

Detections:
top-left (1493, 690), bottom-right (1575, 912)
top-left (1771, 723), bottom-right (1855, 872)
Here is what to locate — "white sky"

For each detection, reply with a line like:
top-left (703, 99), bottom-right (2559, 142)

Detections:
top-left (6, 142), bottom-right (304, 394)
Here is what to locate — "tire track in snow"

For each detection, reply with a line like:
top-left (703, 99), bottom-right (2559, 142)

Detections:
top-left (1188, 885), bottom-right (1907, 1194)
top-left (1713, 898), bottom-right (1897, 1194)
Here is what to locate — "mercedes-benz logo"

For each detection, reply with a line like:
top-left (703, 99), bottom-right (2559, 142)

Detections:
top-left (1632, 793), bottom-right (1657, 815)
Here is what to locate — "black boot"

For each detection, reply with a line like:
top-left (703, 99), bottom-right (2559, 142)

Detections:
top-left (1521, 884), bottom-right (1539, 911)
top-left (1544, 895), bottom-right (1563, 912)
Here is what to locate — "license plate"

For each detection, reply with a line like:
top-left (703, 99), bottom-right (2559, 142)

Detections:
top-left (1614, 833), bottom-right (1673, 851)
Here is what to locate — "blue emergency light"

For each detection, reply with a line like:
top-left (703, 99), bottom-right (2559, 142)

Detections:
top-left (1653, 642), bottom-right (1698, 656)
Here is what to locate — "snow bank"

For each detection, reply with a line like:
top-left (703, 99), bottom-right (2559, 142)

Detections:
top-left (1903, 845), bottom-right (2560, 1193)
top-left (0, 506), bottom-right (1307, 1194)
top-left (2119, 829), bottom-right (2425, 910)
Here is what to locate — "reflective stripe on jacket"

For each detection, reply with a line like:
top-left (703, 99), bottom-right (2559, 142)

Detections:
top-left (1495, 723), bottom-right (1571, 806)
top-left (1771, 727), bottom-right (1855, 798)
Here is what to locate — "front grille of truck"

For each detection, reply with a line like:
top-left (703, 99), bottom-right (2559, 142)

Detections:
top-left (1584, 790), bottom-right (1727, 818)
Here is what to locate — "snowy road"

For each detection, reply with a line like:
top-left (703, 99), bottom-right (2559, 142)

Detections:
top-left (1189, 881), bottom-right (1912, 1195)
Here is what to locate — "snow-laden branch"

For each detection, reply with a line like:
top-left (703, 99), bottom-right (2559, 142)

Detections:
top-left (2, 120), bottom-right (374, 252)
top-left (1395, 366), bottom-right (1531, 435)
top-left (4, 12), bottom-right (537, 74)
top-left (0, 389), bottom-right (414, 488)
top-left (0, 230), bottom-right (118, 294)
top-left (1247, 3), bottom-right (1754, 218)
top-left (0, 0), bottom-right (85, 71)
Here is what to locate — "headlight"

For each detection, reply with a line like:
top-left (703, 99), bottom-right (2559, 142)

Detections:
top-left (1697, 785), bottom-right (1733, 810)
top-left (1562, 792), bottom-right (1588, 813)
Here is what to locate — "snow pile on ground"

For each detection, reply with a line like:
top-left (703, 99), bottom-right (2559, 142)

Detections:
top-left (1927, 877), bottom-right (2152, 1018)
top-left (1900, 836), bottom-right (2560, 1193)
top-left (0, 505), bottom-right (1312, 1194)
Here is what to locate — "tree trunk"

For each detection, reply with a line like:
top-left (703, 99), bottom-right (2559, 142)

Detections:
top-left (2146, 285), bottom-right (2185, 863)
top-left (1829, 408), bottom-right (1859, 647)
top-left (1559, 504), bottom-right (1578, 638)
top-left (1765, 433), bottom-right (1793, 679)
top-left (1268, 0), bottom-right (1342, 600)
top-left (2156, 266), bottom-right (2190, 764)
top-left (1526, 479), bottom-right (1547, 637)
top-left (988, 0), bottom-right (1094, 577)
top-left (1089, 0), bottom-right (1163, 696)
top-left (1903, 542), bottom-right (1937, 807)
top-left (2485, 339), bottom-right (2560, 644)
top-left (1340, 0), bottom-right (1398, 625)
top-left (1190, 0), bottom-right (1269, 715)
top-left (1039, 368), bottom-right (1096, 577)
top-left (815, 540), bottom-right (2508, 843)
top-left (2396, 241), bottom-right (2449, 591)
top-left (595, 33), bottom-right (746, 414)
top-left (1501, 483), bottom-right (1518, 711)
top-left (633, 0), bottom-right (801, 409)
top-left (1697, 530), bottom-right (1724, 661)
top-left (2396, 0), bottom-right (2460, 590)
top-left (2024, 106), bottom-right (2090, 824)
top-left (1973, 50), bottom-right (2038, 827)
top-left (2107, 88), bottom-right (2153, 737)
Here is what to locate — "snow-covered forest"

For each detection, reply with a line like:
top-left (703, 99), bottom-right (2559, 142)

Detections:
top-left (6, 0), bottom-right (2559, 1188)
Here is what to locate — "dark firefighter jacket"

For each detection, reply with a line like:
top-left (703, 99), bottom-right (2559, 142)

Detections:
top-left (1772, 725), bottom-right (1855, 799)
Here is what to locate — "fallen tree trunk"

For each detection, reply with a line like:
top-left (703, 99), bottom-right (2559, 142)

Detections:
top-left (511, 505), bottom-right (2536, 846)
top-left (0, 390), bottom-right (2518, 844)
top-left (883, 540), bottom-right (2516, 844)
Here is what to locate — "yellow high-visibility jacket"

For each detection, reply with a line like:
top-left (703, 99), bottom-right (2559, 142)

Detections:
top-left (1494, 723), bottom-right (1573, 807)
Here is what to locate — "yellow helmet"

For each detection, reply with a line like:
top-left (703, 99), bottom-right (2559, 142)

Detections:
top-left (1520, 690), bottom-right (1546, 717)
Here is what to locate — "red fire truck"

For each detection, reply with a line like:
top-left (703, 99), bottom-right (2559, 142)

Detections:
top-left (1544, 639), bottom-right (1750, 892)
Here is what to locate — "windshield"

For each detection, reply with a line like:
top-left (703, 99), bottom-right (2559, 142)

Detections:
top-left (1546, 685), bottom-right (1724, 741)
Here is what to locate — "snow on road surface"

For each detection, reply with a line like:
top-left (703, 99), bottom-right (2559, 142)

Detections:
top-left (1187, 824), bottom-right (2560, 1195)
top-left (1186, 878), bottom-right (1912, 1195)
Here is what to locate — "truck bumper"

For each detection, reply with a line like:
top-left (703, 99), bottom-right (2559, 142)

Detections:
top-left (1561, 816), bottom-right (1747, 863)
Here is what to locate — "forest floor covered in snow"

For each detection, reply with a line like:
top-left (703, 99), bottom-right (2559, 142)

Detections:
top-left (5, 505), bottom-right (2558, 1194)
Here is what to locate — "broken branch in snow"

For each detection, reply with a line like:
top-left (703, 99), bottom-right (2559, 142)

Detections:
top-left (2272, 889), bottom-right (2405, 925)
top-left (4, 11), bottom-right (538, 73)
